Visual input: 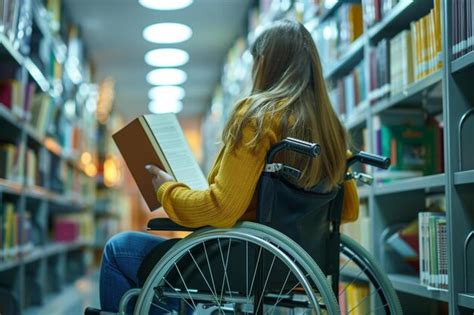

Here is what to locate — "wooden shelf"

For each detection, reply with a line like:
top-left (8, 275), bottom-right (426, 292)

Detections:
top-left (372, 70), bottom-right (442, 115)
top-left (324, 34), bottom-right (366, 80)
top-left (452, 51), bottom-right (474, 74)
top-left (454, 170), bottom-right (474, 185)
top-left (458, 293), bottom-right (474, 309)
top-left (388, 273), bottom-right (449, 302)
top-left (374, 173), bottom-right (445, 195)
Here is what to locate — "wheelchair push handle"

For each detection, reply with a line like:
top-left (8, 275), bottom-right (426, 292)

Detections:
top-left (347, 151), bottom-right (391, 169)
top-left (266, 137), bottom-right (321, 163)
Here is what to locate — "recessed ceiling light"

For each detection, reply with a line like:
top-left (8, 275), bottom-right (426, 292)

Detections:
top-left (139, 0), bottom-right (193, 10)
top-left (146, 68), bottom-right (187, 85)
top-left (143, 23), bottom-right (192, 44)
top-left (149, 100), bottom-right (183, 114)
top-left (148, 86), bottom-right (185, 100)
top-left (145, 49), bottom-right (189, 67)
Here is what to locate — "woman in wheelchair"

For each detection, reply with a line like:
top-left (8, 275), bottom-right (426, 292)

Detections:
top-left (95, 19), bottom-right (400, 315)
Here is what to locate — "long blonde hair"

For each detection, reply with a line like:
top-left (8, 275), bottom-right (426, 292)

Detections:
top-left (223, 20), bottom-right (348, 189)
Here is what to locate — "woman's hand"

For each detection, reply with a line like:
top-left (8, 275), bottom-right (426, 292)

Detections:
top-left (145, 164), bottom-right (175, 192)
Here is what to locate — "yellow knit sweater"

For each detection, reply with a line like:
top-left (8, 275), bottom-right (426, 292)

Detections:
top-left (157, 115), bottom-right (359, 228)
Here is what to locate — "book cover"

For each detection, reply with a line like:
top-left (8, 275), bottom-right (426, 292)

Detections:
top-left (113, 114), bottom-right (208, 211)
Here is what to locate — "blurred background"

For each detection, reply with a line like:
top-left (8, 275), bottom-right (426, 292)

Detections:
top-left (1, 0), bottom-right (473, 314)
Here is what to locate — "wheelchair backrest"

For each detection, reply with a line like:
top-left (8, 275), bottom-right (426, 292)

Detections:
top-left (256, 170), bottom-right (343, 276)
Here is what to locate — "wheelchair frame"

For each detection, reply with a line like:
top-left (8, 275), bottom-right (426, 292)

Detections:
top-left (86, 138), bottom-right (401, 315)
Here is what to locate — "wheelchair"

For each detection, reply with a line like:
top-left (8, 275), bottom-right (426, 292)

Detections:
top-left (87, 138), bottom-right (402, 315)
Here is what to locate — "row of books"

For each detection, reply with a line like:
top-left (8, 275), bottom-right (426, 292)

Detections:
top-left (362, 0), bottom-right (400, 27)
top-left (368, 1), bottom-right (442, 102)
top-left (373, 109), bottom-right (443, 180)
top-left (0, 80), bottom-right (55, 138)
top-left (313, 3), bottom-right (363, 70)
top-left (328, 60), bottom-right (367, 121)
top-left (0, 143), bottom-right (39, 186)
top-left (419, 212), bottom-right (448, 289)
top-left (339, 282), bottom-right (370, 315)
top-left (385, 195), bottom-right (447, 290)
top-left (53, 214), bottom-right (93, 243)
top-left (0, 203), bottom-right (34, 261)
top-left (452, 0), bottom-right (474, 59)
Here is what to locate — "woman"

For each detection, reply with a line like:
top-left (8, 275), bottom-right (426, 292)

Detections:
top-left (99, 19), bottom-right (359, 312)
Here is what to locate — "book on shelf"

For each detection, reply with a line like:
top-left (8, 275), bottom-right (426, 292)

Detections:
top-left (386, 219), bottom-right (419, 270)
top-left (0, 80), bottom-right (25, 118)
top-left (313, 3), bottom-right (363, 71)
top-left (113, 114), bottom-right (209, 211)
top-left (53, 214), bottom-right (93, 243)
top-left (369, 38), bottom-right (390, 103)
top-left (329, 60), bottom-right (367, 120)
top-left (0, 203), bottom-right (33, 261)
top-left (362, 0), bottom-right (400, 27)
top-left (373, 110), bottom-right (443, 180)
top-left (0, 142), bottom-right (24, 184)
top-left (389, 30), bottom-right (414, 96)
top-left (418, 211), bottom-right (448, 290)
top-left (339, 282), bottom-right (370, 315)
top-left (452, 0), bottom-right (474, 59)
top-left (29, 92), bottom-right (54, 138)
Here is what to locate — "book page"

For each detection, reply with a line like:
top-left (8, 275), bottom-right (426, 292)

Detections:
top-left (144, 114), bottom-right (209, 190)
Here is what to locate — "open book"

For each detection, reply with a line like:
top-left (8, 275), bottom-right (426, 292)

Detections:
top-left (112, 114), bottom-right (208, 210)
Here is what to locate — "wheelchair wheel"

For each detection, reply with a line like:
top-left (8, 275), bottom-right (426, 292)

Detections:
top-left (339, 234), bottom-right (403, 315)
top-left (134, 224), bottom-right (340, 315)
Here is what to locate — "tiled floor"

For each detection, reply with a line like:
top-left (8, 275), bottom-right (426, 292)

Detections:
top-left (24, 272), bottom-right (101, 315)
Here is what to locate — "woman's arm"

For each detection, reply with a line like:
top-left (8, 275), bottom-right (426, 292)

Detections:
top-left (156, 123), bottom-right (277, 228)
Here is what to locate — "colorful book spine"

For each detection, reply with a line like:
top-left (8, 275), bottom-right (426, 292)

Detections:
top-left (418, 212), bottom-right (448, 290)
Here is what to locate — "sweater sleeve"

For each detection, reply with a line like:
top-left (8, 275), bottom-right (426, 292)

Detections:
top-left (157, 123), bottom-right (277, 228)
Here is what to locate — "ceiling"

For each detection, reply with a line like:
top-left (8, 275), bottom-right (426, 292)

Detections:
top-left (63, 0), bottom-right (252, 120)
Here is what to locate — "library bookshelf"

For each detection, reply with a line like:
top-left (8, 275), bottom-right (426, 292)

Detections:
top-left (0, 0), bottom-right (117, 312)
top-left (203, 0), bottom-right (474, 314)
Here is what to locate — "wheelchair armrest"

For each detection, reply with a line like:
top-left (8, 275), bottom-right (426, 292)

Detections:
top-left (147, 218), bottom-right (200, 231)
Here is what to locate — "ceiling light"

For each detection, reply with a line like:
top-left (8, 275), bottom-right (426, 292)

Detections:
top-left (139, 0), bottom-right (193, 10)
top-left (143, 23), bottom-right (192, 44)
top-left (146, 68), bottom-right (187, 85)
top-left (145, 48), bottom-right (189, 67)
top-left (149, 100), bottom-right (183, 114)
top-left (148, 86), bottom-right (185, 100)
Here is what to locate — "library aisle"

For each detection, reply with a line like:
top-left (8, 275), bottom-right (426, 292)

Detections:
top-left (0, 0), bottom-right (473, 315)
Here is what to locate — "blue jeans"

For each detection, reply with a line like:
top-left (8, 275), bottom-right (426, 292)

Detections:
top-left (99, 231), bottom-right (166, 312)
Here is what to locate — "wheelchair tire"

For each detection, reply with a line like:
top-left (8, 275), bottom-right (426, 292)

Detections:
top-left (134, 224), bottom-right (340, 315)
top-left (225, 222), bottom-right (402, 315)
top-left (340, 234), bottom-right (403, 315)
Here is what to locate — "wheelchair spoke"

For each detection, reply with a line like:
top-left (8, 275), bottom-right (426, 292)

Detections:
top-left (265, 267), bottom-right (293, 315)
top-left (203, 242), bottom-right (218, 300)
top-left (339, 257), bottom-right (352, 273)
top-left (150, 300), bottom-right (173, 314)
top-left (347, 285), bottom-right (381, 315)
top-left (173, 263), bottom-right (198, 310)
top-left (255, 254), bottom-right (277, 313)
top-left (217, 238), bottom-right (233, 300)
top-left (248, 246), bottom-right (263, 298)
top-left (246, 240), bottom-right (249, 314)
top-left (367, 301), bottom-right (391, 314)
top-left (162, 278), bottom-right (196, 311)
top-left (338, 265), bottom-right (369, 297)
top-left (187, 249), bottom-right (220, 305)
